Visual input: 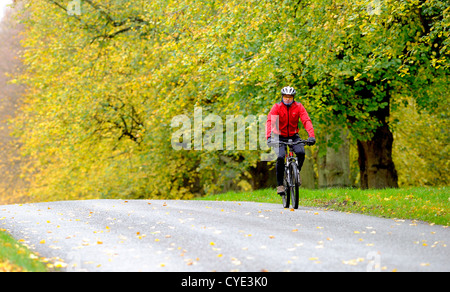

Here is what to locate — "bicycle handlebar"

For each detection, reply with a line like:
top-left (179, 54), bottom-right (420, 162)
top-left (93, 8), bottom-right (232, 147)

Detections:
top-left (277, 140), bottom-right (307, 145)
top-left (270, 139), bottom-right (312, 146)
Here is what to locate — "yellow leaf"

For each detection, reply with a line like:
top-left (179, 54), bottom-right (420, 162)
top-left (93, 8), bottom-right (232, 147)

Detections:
top-left (55, 261), bottom-right (67, 268)
top-left (39, 240), bottom-right (46, 244)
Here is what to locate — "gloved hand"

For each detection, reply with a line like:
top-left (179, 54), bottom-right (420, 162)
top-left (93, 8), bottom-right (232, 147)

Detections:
top-left (267, 136), bottom-right (278, 147)
top-left (307, 137), bottom-right (316, 146)
top-left (267, 136), bottom-right (272, 147)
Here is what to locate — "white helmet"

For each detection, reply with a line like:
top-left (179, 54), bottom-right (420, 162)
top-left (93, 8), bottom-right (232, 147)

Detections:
top-left (281, 86), bottom-right (296, 96)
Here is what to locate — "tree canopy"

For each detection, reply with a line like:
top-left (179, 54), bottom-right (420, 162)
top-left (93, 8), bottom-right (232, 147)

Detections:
top-left (9, 0), bottom-right (449, 201)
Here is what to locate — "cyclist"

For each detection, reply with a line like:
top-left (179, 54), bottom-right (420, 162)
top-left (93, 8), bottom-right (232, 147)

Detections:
top-left (266, 86), bottom-right (316, 196)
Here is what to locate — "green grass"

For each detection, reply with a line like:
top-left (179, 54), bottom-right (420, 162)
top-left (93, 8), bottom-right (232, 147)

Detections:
top-left (0, 229), bottom-right (48, 272)
top-left (197, 187), bottom-right (450, 226)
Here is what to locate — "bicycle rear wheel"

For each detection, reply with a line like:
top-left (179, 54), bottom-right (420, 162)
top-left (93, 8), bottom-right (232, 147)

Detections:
top-left (289, 163), bottom-right (300, 209)
top-left (282, 170), bottom-right (290, 208)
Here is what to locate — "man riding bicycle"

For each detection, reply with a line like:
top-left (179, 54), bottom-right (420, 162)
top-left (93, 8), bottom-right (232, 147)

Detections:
top-left (266, 86), bottom-right (316, 196)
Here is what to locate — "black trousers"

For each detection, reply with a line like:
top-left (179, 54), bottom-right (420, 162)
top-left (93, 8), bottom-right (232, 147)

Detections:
top-left (276, 135), bottom-right (305, 186)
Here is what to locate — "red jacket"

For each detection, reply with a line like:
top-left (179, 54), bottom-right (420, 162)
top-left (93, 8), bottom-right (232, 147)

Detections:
top-left (266, 101), bottom-right (315, 139)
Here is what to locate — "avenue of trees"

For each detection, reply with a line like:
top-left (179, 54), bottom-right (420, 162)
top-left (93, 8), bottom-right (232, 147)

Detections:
top-left (0, 0), bottom-right (448, 202)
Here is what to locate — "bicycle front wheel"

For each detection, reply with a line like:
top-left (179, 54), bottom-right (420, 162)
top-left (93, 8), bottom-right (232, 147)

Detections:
top-left (282, 170), bottom-right (290, 208)
top-left (289, 163), bottom-right (300, 209)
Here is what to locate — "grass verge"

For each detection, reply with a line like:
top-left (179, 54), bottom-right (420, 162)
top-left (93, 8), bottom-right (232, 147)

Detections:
top-left (0, 229), bottom-right (48, 272)
top-left (198, 187), bottom-right (450, 226)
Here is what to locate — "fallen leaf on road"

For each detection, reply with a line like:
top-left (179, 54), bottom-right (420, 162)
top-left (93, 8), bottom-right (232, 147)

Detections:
top-left (231, 258), bottom-right (241, 265)
top-left (54, 261), bottom-right (67, 268)
top-left (342, 258), bottom-right (365, 266)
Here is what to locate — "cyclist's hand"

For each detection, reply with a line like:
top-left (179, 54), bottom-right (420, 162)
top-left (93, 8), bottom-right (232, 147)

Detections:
top-left (267, 136), bottom-right (278, 147)
top-left (307, 137), bottom-right (316, 146)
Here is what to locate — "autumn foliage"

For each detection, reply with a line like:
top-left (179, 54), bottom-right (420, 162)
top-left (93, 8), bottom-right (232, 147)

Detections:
top-left (1, 0), bottom-right (448, 202)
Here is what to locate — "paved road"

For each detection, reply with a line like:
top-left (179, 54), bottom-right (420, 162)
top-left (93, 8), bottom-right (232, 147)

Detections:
top-left (1, 200), bottom-right (449, 272)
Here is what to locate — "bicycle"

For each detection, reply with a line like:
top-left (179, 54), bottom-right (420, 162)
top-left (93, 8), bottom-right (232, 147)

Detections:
top-left (276, 139), bottom-right (310, 209)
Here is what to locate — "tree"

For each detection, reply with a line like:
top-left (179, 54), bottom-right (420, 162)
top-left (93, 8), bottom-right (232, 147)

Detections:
top-left (0, 3), bottom-right (26, 204)
top-left (291, 0), bottom-right (449, 188)
top-left (392, 94), bottom-right (449, 187)
top-left (12, 0), bottom-right (449, 202)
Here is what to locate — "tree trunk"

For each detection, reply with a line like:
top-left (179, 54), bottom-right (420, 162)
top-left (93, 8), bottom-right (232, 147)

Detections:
top-left (300, 148), bottom-right (315, 189)
top-left (318, 127), bottom-right (351, 188)
top-left (357, 124), bottom-right (398, 189)
top-left (318, 152), bottom-right (327, 188)
top-left (248, 161), bottom-right (277, 190)
top-left (325, 128), bottom-right (351, 188)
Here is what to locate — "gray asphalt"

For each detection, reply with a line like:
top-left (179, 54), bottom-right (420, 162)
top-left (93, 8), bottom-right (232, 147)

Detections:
top-left (1, 199), bottom-right (449, 272)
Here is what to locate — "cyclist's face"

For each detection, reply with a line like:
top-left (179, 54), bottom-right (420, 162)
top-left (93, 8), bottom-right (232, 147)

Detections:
top-left (282, 95), bottom-right (294, 104)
